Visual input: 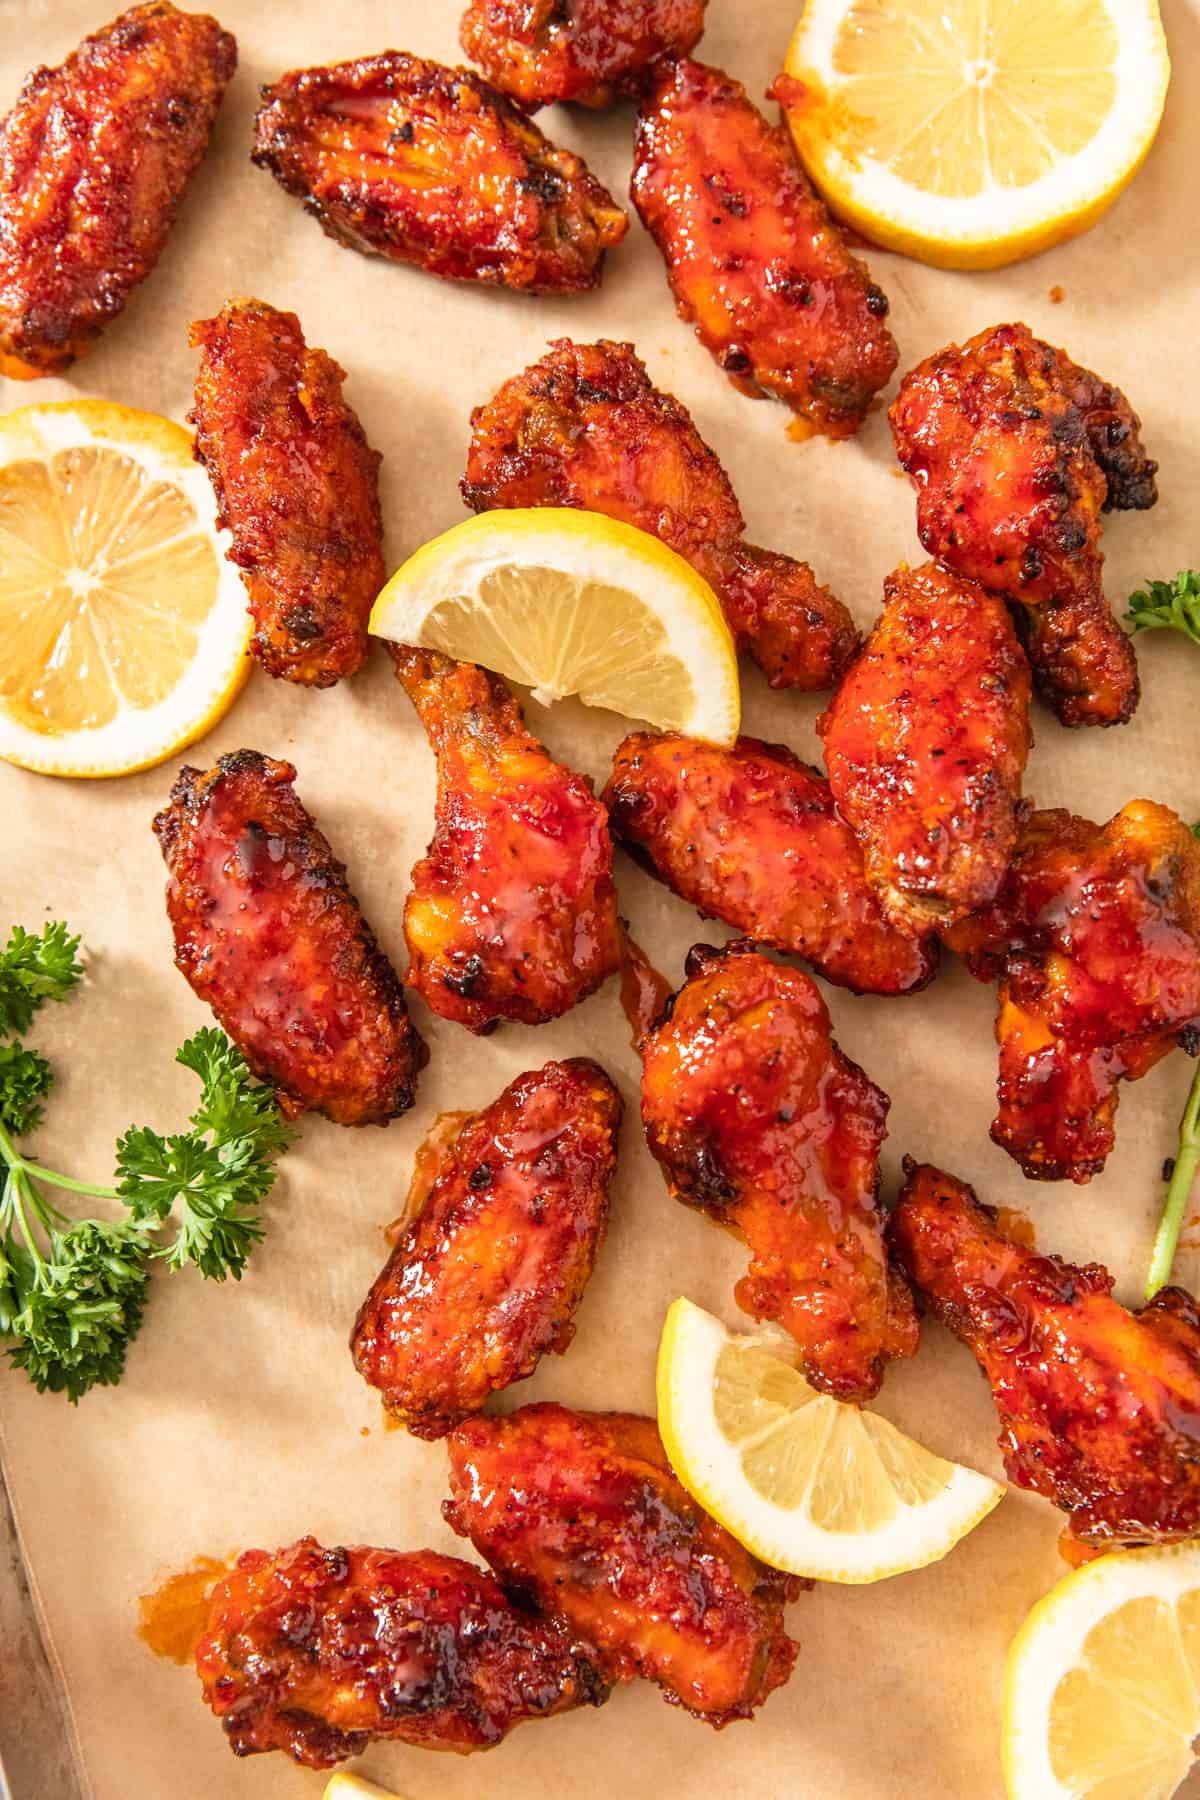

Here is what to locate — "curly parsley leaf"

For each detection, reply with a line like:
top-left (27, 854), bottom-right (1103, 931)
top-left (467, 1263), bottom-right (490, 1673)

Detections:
top-left (0, 1043), bottom-right (54, 1136)
top-left (4, 1219), bottom-right (152, 1403)
top-left (0, 922), bottom-right (83, 1040)
top-left (1124, 570), bottom-right (1200, 646)
top-left (116, 1029), bottom-right (292, 1281)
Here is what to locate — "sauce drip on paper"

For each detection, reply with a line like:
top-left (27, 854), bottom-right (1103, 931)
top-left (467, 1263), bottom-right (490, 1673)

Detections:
top-left (138, 1555), bottom-right (230, 1663)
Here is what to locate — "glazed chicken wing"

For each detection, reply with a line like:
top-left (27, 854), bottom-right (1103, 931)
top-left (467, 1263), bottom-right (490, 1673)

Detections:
top-left (444, 1403), bottom-right (801, 1724)
top-left (631, 59), bottom-right (897, 438)
top-left (351, 1058), bottom-right (621, 1438)
top-left (460, 0), bottom-right (706, 110)
top-left (153, 751), bottom-right (427, 1125)
top-left (462, 338), bottom-right (858, 690)
top-left (0, 3), bottom-right (235, 380)
top-left (890, 323), bottom-right (1157, 727)
top-left (603, 731), bottom-right (937, 995)
top-left (945, 800), bottom-right (1200, 1182)
top-left (890, 1163), bottom-right (1200, 1548)
top-left (189, 300), bottom-right (383, 687)
top-left (818, 561), bottom-right (1032, 935)
top-left (196, 1537), bottom-right (608, 1766)
top-left (394, 646), bottom-right (621, 1031)
top-left (639, 941), bottom-right (918, 1400)
top-left (253, 52), bottom-right (627, 294)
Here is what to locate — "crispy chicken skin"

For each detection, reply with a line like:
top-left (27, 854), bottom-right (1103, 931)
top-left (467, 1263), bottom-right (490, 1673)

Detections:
top-left (818, 561), bottom-right (1032, 935)
top-left (945, 801), bottom-right (1200, 1183)
top-left (153, 751), bottom-right (427, 1125)
top-left (640, 942), bottom-right (918, 1400)
top-left (253, 52), bottom-right (627, 294)
top-left (603, 731), bottom-right (937, 995)
top-left (890, 1163), bottom-right (1200, 1548)
top-left (444, 1404), bottom-right (801, 1724)
top-left (189, 300), bottom-right (383, 687)
top-left (890, 323), bottom-right (1157, 727)
top-left (631, 59), bottom-right (897, 437)
top-left (351, 1059), bottom-right (622, 1438)
top-left (0, 3), bottom-right (235, 380)
top-left (393, 646), bottom-right (621, 1031)
top-left (195, 1537), bottom-right (609, 1766)
top-left (462, 338), bottom-right (858, 690)
top-left (460, 0), bottom-right (706, 110)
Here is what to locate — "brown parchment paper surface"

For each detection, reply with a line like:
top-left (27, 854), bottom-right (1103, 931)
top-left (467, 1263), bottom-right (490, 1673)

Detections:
top-left (2, 1), bottom-right (1199, 1795)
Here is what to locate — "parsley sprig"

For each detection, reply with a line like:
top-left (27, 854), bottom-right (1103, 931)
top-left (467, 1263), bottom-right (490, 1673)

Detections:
top-left (0, 922), bottom-right (292, 1401)
top-left (1146, 1059), bottom-right (1200, 1300)
top-left (1125, 570), bottom-right (1200, 647)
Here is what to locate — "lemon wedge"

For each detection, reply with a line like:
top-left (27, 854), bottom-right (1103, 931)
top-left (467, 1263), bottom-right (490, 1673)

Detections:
top-left (323, 1776), bottom-right (409, 1800)
top-left (0, 400), bottom-right (250, 777)
top-left (369, 509), bottom-right (740, 745)
top-left (1004, 1542), bottom-right (1200, 1800)
top-left (656, 1297), bottom-right (1004, 1582)
top-left (780, 0), bottom-right (1170, 270)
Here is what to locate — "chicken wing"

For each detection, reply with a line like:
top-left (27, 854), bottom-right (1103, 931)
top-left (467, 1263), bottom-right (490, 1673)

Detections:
top-left (818, 561), bottom-right (1032, 935)
top-left (945, 800), bottom-right (1200, 1182)
top-left (631, 58), bottom-right (897, 438)
top-left (462, 338), bottom-right (858, 690)
top-left (253, 52), bottom-right (627, 294)
top-left (444, 1403), bottom-right (801, 1724)
top-left (153, 751), bottom-right (427, 1125)
top-left (188, 300), bottom-right (383, 688)
top-left (460, 0), bottom-right (706, 110)
top-left (890, 1162), bottom-right (1200, 1549)
top-left (890, 323), bottom-right (1157, 727)
top-left (394, 646), bottom-right (621, 1031)
top-left (351, 1058), bottom-right (621, 1438)
top-left (0, 4), bottom-right (235, 380)
top-left (196, 1537), bottom-right (609, 1766)
top-left (638, 940), bottom-right (917, 1400)
top-left (603, 731), bottom-right (937, 995)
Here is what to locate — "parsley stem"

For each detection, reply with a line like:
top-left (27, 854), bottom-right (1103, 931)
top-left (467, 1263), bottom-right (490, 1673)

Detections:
top-left (16, 1159), bottom-right (121, 1202)
top-left (8, 1168), bottom-right (48, 1274)
top-left (1146, 1061), bottom-right (1200, 1299)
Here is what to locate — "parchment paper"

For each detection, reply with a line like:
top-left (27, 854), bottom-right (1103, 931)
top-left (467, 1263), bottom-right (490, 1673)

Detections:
top-left (2, 2), bottom-right (1198, 1794)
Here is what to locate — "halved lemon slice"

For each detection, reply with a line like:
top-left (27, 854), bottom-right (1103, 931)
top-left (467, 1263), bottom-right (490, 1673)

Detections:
top-left (1004, 1542), bottom-right (1200, 1799)
top-left (780, 0), bottom-right (1170, 270)
top-left (656, 1297), bottom-right (1003, 1582)
top-left (323, 1776), bottom-right (409, 1800)
top-left (0, 400), bottom-right (250, 777)
top-left (369, 509), bottom-right (740, 745)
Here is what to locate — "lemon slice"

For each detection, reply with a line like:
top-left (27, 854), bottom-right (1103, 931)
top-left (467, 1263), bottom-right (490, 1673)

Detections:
top-left (656, 1297), bottom-right (1004, 1582)
top-left (0, 400), bottom-right (250, 777)
top-left (780, 0), bottom-right (1170, 270)
top-left (369, 508), bottom-right (740, 745)
top-left (323, 1777), bottom-right (409, 1800)
top-left (1004, 1543), bottom-right (1200, 1800)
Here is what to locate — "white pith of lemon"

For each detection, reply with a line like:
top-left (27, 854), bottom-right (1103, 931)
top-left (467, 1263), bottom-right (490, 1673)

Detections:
top-left (780, 0), bottom-right (1170, 270)
top-left (1003, 1542), bottom-right (1200, 1800)
top-left (656, 1297), bottom-right (1004, 1583)
top-left (323, 1776), bottom-right (409, 1800)
top-left (0, 400), bottom-right (250, 777)
top-left (369, 508), bottom-right (740, 745)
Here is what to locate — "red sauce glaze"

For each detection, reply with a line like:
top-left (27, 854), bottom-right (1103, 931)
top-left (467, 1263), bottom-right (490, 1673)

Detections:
top-left (603, 730), bottom-right (937, 995)
top-left (618, 929), bottom-right (674, 1047)
top-left (252, 52), bottom-right (627, 294)
top-left (351, 1058), bottom-right (622, 1438)
top-left (631, 58), bottom-right (897, 437)
top-left (444, 1404), bottom-right (801, 1725)
top-left (189, 299), bottom-right (384, 688)
top-left (393, 647), bottom-right (622, 1031)
top-left (889, 323), bottom-right (1156, 727)
top-left (153, 750), bottom-right (427, 1125)
top-left (640, 940), bottom-right (918, 1400)
top-left (139, 1556), bottom-right (231, 1665)
top-left (0, 3), bottom-right (236, 378)
top-left (461, 336), bottom-right (857, 691)
top-left (946, 801), bottom-right (1200, 1182)
top-left (818, 560), bottom-right (1032, 935)
top-left (459, 0), bottom-right (707, 111)
top-left (891, 1162), bottom-right (1200, 1548)
top-left (195, 1538), bottom-right (609, 1766)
